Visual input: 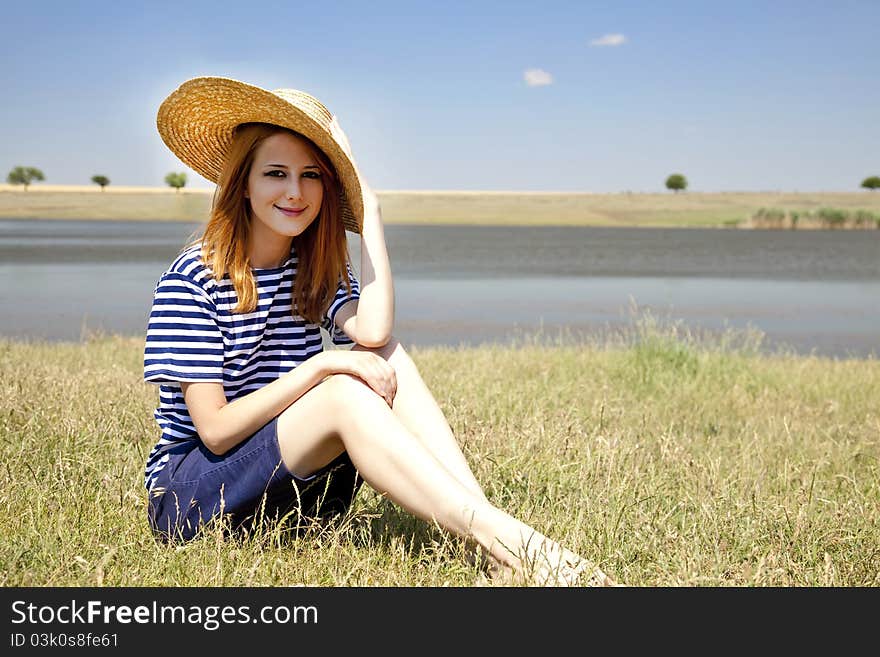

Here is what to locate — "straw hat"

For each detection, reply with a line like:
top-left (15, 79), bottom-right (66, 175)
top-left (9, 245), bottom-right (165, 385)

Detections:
top-left (156, 76), bottom-right (363, 233)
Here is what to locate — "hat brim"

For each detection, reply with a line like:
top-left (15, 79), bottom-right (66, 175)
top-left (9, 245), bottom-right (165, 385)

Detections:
top-left (157, 76), bottom-right (363, 233)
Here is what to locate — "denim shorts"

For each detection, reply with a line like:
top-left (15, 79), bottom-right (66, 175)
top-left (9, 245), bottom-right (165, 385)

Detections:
top-left (147, 417), bottom-right (363, 542)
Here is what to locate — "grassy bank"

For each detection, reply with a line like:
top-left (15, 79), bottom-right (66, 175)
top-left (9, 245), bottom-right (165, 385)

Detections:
top-left (2, 185), bottom-right (880, 227)
top-left (747, 207), bottom-right (880, 230)
top-left (1, 320), bottom-right (877, 586)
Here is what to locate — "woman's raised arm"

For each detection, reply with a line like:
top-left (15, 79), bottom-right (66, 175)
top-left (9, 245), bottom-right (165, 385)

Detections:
top-left (329, 116), bottom-right (395, 346)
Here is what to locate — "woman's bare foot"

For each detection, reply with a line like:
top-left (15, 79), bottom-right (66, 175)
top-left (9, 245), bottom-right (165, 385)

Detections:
top-left (522, 541), bottom-right (622, 587)
top-left (475, 555), bottom-right (622, 587)
top-left (481, 560), bottom-right (621, 587)
top-left (468, 530), bottom-right (623, 587)
top-left (571, 562), bottom-right (623, 587)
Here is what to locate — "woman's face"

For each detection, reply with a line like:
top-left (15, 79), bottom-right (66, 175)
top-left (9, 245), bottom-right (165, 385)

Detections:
top-left (245, 131), bottom-right (324, 239)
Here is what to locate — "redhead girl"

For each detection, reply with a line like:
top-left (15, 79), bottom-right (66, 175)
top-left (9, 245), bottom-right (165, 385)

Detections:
top-left (143, 77), bottom-right (618, 586)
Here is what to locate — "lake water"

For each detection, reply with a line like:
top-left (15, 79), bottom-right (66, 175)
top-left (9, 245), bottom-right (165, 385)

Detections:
top-left (1, 219), bottom-right (877, 358)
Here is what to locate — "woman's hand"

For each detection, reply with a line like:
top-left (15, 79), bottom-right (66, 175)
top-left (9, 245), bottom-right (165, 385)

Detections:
top-left (314, 350), bottom-right (397, 407)
top-left (328, 114), bottom-right (381, 221)
top-left (328, 114), bottom-right (355, 162)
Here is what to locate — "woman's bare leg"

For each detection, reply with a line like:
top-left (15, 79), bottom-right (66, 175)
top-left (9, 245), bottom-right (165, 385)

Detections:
top-left (276, 371), bottom-right (614, 585)
top-left (351, 337), bottom-right (488, 503)
top-left (351, 337), bottom-right (497, 575)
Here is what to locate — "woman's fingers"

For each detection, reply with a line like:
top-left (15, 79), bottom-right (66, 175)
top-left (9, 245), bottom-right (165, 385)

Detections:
top-left (328, 116), bottom-right (383, 219)
top-left (329, 114), bottom-right (354, 160)
top-left (327, 352), bottom-right (395, 405)
top-left (383, 368), bottom-right (397, 406)
top-left (354, 352), bottom-right (396, 406)
top-left (328, 115), bottom-right (379, 217)
top-left (374, 358), bottom-right (396, 406)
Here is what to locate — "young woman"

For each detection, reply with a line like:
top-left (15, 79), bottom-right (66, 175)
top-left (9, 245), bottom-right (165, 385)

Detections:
top-left (143, 77), bottom-right (618, 586)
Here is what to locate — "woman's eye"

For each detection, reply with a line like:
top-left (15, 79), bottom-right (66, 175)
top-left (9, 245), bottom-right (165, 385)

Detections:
top-left (265, 170), bottom-right (285, 178)
top-left (303, 171), bottom-right (321, 179)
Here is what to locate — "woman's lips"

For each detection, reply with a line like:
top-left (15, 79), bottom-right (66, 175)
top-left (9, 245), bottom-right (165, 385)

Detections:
top-left (274, 205), bottom-right (306, 216)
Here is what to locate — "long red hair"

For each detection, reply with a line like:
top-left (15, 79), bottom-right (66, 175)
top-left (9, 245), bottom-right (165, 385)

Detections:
top-left (195, 123), bottom-right (353, 324)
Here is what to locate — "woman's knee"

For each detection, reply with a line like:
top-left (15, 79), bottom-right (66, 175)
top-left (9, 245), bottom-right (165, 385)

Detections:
top-left (276, 374), bottom-right (381, 476)
top-left (321, 372), bottom-right (386, 417)
top-left (276, 372), bottom-right (377, 445)
top-left (321, 372), bottom-right (413, 444)
top-left (352, 334), bottom-right (404, 359)
top-left (352, 335), bottom-right (416, 372)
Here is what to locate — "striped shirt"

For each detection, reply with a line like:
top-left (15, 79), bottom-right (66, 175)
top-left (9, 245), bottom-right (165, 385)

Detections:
top-left (142, 242), bottom-right (360, 491)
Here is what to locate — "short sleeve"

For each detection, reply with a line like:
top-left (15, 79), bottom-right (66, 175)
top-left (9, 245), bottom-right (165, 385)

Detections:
top-left (143, 271), bottom-right (225, 384)
top-left (321, 261), bottom-right (361, 346)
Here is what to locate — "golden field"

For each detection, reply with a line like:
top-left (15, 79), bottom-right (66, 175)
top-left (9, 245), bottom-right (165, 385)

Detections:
top-left (1, 320), bottom-right (878, 586)
top-left (2, 185), bottom-right (880, 226)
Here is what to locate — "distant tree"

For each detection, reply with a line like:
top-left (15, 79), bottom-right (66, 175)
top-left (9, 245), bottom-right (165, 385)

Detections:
top-left (91, 175), bottom-right (110, 191)
top-left (665, 173), bottom-right (688, 193)
top-left (164, 172), bottom-right (187, 193)
top-left (7, 166), bottom-right (45, 191)
top-left (862, 176), bottom-right (880, 191)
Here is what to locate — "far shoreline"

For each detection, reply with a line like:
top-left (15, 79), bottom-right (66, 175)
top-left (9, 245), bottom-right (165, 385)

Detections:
top-left (1, 186), bottom-right (878, 228)
top-left (3, 183), bottom-right (877, 195)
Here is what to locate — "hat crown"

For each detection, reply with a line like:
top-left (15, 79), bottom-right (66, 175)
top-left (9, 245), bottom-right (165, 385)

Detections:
top-left (271, 88), bottom-right (333, 128)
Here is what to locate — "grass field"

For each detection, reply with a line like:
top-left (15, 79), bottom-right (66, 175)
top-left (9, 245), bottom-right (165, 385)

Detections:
top-left (1, 318), bottom-right (877, 586)
top-left (2, 185), bottom-right (880, 226)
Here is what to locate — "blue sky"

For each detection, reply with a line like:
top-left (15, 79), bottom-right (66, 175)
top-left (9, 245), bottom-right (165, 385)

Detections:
top-left (1, 0), bottom-right (878, 192)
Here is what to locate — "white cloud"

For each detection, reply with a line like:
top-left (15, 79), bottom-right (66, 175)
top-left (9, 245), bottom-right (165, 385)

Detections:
top-left (590, 33), bottom-right (627, 47)
top-left (523, 68), bottom-right (554, 87)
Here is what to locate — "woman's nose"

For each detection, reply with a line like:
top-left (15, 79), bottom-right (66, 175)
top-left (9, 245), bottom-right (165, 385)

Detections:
top-left (286, 181), bottom-right (303, 201)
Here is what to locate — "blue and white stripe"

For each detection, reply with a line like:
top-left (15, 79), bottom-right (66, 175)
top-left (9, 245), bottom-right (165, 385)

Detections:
top-left (143, 243), bottom-right (359, 491)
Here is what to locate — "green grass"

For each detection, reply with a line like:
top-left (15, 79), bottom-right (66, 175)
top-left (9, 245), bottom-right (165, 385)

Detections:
top-left (749, 207), bottom-right (880, 229)
top-left (2, 188), bottom-right (880, 227)
top-left (1, 318), bottom-right (878, 586)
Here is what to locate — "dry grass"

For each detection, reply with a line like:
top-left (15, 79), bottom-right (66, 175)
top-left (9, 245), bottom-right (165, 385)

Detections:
top-left (1, 318), bottom-right (877, 587)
